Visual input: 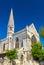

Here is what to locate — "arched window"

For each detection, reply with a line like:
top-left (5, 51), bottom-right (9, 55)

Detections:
top-left (31, 35), bottom-right (36, 44)
top-left (3, 44), bottom-right (5, 51)
top-left (21, 41), bottom-right (23, 47)
top-left (10, 26), bottom-right (12, 30)
top-left (10, 37), bottom-right (12, 42)
top-left (15, 37), bottom-right (19, 48)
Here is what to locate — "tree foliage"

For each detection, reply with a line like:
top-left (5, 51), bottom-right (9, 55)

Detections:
top-left (6, 49), bottom-right (18, 60)
top-left (39, 27), bottom-right (44, 60)
top-left (31, 42), bottom-right (44, 60)
top-left (39, 27), bottom-right (44, 38)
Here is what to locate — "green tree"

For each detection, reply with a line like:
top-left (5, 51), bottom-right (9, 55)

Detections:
top-left (39, 27), bottom-right (44, 38)
top-left (31, 27), bottom-right (44, 61)
top-left (31, 42), bottom-right (42, 60)
top-left (39, 27), bottom-right (44, 60)
top-left (6, 49), bottom-right (18, 65)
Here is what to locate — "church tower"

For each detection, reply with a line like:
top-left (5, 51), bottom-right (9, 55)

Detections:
top-left (7, 8), bottom-right (14, 37)
top-left (7, 8), bottom-right (14, 50)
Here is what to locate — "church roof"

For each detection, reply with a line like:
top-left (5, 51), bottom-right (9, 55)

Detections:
top-left (29, 23), bottom-right (39, 37)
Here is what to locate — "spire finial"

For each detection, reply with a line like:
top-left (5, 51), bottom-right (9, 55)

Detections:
top-left (8, 8), bottom-right (14, 27)
top-left (11, 8), bottom-right (13, 16)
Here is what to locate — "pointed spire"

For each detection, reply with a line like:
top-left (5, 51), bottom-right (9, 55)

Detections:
top-left (7, 8), bottom-right (14, 37)
top-left (8, 8), bottom-right (14, 27)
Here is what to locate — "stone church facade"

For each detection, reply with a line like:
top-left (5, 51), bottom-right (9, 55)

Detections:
top-left (0, 9), bottom-right (40, 65)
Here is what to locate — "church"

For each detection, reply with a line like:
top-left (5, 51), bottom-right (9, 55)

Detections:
top-left (0, 9), bottom-right (40, 65)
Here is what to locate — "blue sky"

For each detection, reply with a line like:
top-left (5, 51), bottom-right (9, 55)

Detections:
top-left (0, 0), bottom-right (44, 45)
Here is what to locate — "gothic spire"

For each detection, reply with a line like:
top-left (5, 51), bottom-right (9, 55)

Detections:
top-left (7, 8), bottom-right (14, 37)
top-left (8, 8), bottom-right (14, 27)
